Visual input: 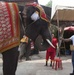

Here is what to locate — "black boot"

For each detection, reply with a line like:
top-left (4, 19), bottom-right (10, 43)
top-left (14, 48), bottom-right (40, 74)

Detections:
top-left (50, 61), bottom-right (52, 67)
top-left (45, 61), bottom-right (48, 66)
top-left (50, 63), bottom-right (52, 67)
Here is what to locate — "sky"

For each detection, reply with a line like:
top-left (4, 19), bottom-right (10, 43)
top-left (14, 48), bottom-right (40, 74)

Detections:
top-left (38, 0), bottom-right (51, 5)
top-left (38, 0), bottom-right (74, 19)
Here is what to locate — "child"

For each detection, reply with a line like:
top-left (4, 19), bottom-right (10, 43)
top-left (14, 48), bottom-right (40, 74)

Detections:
top-left (45, 34), bottom-right (58, 66)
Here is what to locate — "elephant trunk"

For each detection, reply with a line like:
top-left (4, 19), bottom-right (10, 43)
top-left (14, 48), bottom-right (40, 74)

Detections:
top-left (46, 39), bottom-right (55, 48)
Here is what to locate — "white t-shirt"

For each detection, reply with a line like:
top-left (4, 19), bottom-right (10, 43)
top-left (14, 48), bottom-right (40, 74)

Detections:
top-left (70, 35), bottom-right (74, 45)
top-left (31, 11), bottom-right (40, 21)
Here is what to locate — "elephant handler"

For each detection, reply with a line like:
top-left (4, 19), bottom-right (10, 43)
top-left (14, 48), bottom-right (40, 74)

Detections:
top-left (45, 34), bottom-right (58, 66)
top-left (60, 35), bottom-right (74, 75)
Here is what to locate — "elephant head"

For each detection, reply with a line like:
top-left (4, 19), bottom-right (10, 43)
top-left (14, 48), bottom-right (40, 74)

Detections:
top-left (22, 2), bottom-right (55, 49)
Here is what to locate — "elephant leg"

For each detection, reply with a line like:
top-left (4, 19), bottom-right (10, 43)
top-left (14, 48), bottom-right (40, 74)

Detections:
top-left (2, 46), bottom-right (19, 75)
top-left (19, 54), bottom-right (25, 62)
top-left (25, 42), bottom-right (31, 61)
top-left (18, 43), bottom-right (26, 61)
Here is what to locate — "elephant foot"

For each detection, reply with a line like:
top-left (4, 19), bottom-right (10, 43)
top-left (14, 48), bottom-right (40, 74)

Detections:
top-left (18, 57), bottom-right (23, 62)
top-left (26, 58), bottom-right (31, 61)
top-left (18, 59), bottom-right (23, 62)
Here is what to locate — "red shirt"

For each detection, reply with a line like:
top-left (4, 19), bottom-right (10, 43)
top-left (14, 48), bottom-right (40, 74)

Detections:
top-left (47, 37), bottom-right (58, 52)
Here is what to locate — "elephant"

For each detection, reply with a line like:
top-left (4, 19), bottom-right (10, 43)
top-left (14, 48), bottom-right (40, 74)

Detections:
top-left (0, 2), bottom-right (25, 75)
top-left (19, 2), bottom-right (55, 61)
top-left (0, 1), bottom-right (54, 75)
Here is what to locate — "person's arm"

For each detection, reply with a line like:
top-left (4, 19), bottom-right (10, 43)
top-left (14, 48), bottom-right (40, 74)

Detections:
top-left (60, 37), bottom-right (71, 42)
top-left (56, 43), bottom-right (58, 47)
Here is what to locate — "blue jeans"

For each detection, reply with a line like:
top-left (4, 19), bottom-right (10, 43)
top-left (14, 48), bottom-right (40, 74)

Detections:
top-left (72, 51), bottom-right (74, 73)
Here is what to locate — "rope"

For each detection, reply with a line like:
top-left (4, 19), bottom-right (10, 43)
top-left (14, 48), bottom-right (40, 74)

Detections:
top-left (19, 13), bottom-right (37, 34)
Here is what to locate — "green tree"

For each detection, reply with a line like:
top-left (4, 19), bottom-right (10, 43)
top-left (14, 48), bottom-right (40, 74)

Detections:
top-left (46, 0), bottom-right (52, 7)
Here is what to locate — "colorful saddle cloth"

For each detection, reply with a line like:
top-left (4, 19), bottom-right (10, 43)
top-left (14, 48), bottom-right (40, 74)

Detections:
top-left (26, 2), bottom-right (49, 22)
top-left (0, 2), bottom-right (20, 52)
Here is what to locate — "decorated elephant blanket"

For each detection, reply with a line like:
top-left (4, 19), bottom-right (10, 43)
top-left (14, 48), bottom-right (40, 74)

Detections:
top-left (0, 2), bottom-right (20, 52)
top-left (26, 2), bottom-right (49, 22)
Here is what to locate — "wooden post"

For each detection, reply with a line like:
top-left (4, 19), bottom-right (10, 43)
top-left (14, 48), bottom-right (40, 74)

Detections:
top-left (56, 9), bottom-right (65, 57)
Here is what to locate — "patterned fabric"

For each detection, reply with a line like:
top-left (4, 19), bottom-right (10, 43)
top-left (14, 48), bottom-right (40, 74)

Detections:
top-left (0, 2), bottom-right (20, 52)
top-left (26, 2), bottom-right (49, 22)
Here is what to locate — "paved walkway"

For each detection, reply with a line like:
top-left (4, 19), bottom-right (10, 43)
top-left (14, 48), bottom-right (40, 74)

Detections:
top-left (0, 51), bottom-right (72, 75)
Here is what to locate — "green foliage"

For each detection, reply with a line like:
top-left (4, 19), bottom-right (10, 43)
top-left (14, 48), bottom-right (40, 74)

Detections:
top-left (49, 24), bottom-right (58, 38)
top-left (46, 0), bottom-right (52, 7)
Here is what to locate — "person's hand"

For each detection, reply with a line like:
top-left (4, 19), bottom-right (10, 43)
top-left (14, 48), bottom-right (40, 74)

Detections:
top-left (59, 37), bottom-right (64, 40)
